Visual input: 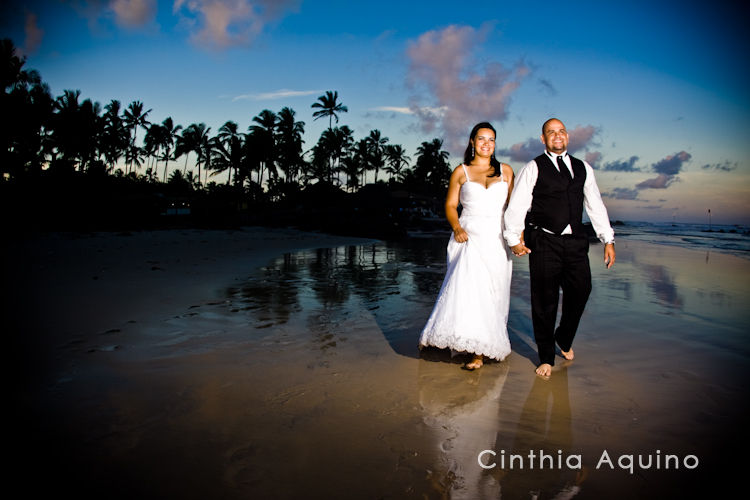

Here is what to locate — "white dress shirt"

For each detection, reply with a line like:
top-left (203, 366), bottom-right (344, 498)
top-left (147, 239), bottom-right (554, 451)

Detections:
top-left (503, 151), bottom-right (615, 247)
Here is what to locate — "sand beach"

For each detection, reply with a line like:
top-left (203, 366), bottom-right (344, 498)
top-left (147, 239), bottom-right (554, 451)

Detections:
top-left (4, 225), bottom-right (748, 499)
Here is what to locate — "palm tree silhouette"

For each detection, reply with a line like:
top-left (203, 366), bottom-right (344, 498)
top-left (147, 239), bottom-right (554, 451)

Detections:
top-left (214, 120), bottom-right (244, 185)
top-left (415, 138), bottom-right (451, 194)
top-left (249, 109), bottom-right (277, 186)
top-left (365, 129), bottom-right (388, 183)
top-left (101, 100), bottom-right (128, 174)
top-left (159, 117), bottom-right (182, 183)
top-left (350, 138), bottom-right (371, 191)
top-left (1, 38), bottom-right (53, 179)
top-left (123, 100), bottom-right (151, 174)
top-left (384, 144), bottom-right (410, 181)
top-left (176, 122), bottom-right (210, 185)
top-left (317, 125), bottom-right (353, 185)
top-left (275, 107), bottom-right (305, 183)
top-left (311, 90), bottom-right (348, 130)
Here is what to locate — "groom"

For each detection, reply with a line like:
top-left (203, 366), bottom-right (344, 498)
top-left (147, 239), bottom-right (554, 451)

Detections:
top-left (504, 118), bottom-right (615, 377)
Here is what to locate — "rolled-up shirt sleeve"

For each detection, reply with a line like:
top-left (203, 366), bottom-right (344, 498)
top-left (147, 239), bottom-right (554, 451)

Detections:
top-left (503, 160), bottom-right (537, 247)
top-left (583, 162), bottom-right (615, 244)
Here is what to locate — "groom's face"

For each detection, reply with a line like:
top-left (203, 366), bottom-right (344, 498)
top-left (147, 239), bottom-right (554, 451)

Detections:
top-left (541, 120), bottom-right (569, 154)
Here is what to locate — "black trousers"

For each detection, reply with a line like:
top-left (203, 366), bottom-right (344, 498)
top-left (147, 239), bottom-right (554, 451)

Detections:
top-left (526, 227), bottom-right (592, 366)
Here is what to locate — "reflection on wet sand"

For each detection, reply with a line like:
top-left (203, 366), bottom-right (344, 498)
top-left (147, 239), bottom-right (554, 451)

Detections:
top-left (493, 365), bottom-right (581, 498)
top-left (9, 231), bottom-right (749, 498)
top-left (418, 351), bottom-right (509, 498)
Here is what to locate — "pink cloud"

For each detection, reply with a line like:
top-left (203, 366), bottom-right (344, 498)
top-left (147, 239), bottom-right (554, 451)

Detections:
top-left (567, 125), bottom-right (598, 154)
top-left (23, 11), bottom-right (44, 55)
top-left (406, 24), bottom-right (530, 154)
top-left (636, 173), bottom-right (678, 190)
top-left (497, 124), bottom-right (600, 163)
top-left (174, 0), bottom-right (300, 49)
top-left (585, 151), bottom-right (602, 167)
top-left (111, 0), bottom-right (157, 27)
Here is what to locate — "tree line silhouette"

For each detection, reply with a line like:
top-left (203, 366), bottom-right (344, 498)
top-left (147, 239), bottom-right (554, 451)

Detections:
top-left (2, 39), bottom-right (453, 238)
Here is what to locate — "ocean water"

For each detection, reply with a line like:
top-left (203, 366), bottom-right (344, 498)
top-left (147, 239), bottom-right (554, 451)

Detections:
top-left (611, 221), bottom-right (750, 258)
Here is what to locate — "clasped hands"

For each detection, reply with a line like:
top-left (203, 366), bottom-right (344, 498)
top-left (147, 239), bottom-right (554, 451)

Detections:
top-left (510, 242), bottom-right (531, 257)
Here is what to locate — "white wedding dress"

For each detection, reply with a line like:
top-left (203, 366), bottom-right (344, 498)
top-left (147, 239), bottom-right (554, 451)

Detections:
top-left (419, 165), bottom-right (512, 361)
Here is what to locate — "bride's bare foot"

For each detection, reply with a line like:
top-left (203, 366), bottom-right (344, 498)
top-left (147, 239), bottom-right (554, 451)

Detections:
top-left (535, 363), bottom-right (552, 378)
top-left (561, 348), bottom-right (575, 361)
top-left (464, 355), bottom-right (483, 371)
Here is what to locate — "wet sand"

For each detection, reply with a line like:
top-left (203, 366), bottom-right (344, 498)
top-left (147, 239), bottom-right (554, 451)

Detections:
top-left (4, 228), bottom-right (748, 499)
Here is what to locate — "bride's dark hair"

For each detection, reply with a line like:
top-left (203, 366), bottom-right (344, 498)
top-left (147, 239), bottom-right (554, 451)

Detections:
top-left (463, 122), bottom-right (501, 177)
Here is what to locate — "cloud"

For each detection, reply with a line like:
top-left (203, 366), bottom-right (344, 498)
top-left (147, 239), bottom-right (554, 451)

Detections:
top-left (496, 124), bottom-right (600, 164)
top-left (585, 151), bottom-right (602, 167)
top-left (635, 151), bottom-right (691, 190)
top-left (652, 150), bottom-right (691, 176)
top-left (497, 137), bottom-right (538, 163)
top-left (636, 173), bottom-right (678, 190)
top-left (111, 0), bottom-right (157, 27)
top-left (232, 88), bottom-right (321, 100)
top-left (602, 155), bottom-right (641, 172)
top-left (603, 187), bottom-right (640, 200)
top-left (567, 125), bottom-right (598, 155)
top-left (369, 106), bottom-right (413, 114)
top-left (405, 24), bottom-right (530, 154)
top-left (174, 0), bottom-right (300, 49)
top-left (702, 160), bottom-right (738, 172)
top-left (23, 11), bottom-right (44, 54)
top-left (538, 78), bottom-right (556, 96)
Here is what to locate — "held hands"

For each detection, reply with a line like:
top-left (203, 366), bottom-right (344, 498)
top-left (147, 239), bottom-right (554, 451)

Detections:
top-left (604, 242), bottom-right (616, 269)
top-left (453, 226), bottom-right (469, 243)
top-left (510, 242), bottom-right (531, 257)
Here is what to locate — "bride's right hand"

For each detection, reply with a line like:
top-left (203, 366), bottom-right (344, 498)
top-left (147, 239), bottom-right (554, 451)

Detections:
top-left (453, 227), bottom-right (469, 243)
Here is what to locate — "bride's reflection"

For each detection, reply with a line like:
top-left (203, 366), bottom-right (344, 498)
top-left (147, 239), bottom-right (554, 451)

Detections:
top-left (418, 352), bottom-right (509, 499)
top-left (495, 365), bottom-right (585, 498)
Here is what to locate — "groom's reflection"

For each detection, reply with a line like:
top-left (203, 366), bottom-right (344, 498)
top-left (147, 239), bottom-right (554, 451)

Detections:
top-left (494, 366), bottom-right (585, 498)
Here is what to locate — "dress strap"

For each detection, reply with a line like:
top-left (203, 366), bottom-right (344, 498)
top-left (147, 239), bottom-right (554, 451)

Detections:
top-left (461, 164), bottom-right (470, 181)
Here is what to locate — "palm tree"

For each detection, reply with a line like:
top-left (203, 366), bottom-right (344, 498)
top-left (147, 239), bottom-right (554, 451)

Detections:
top-left (384, 144), bottom-right (410, 181)
top-left (159, 117), bottom-right (182, 182)
top-left (192, 123), bottom-right (212, 187)
top-left (365, 129), bottom-right (388, 183)
top-left (101, 100), bottom-right (128, 173)
top-left (49, 89), bottom-right (81, 166)
top-left (1, 38), bottom-right (53, 179)
top-left (124, 143), bottom-right (143, 176)
top-left (350, 138), bottom-right (370, 191)
top-left (153, 116), bottom-right (182, 182)
top-left (143, 122), bottom-right (163, 173)
top-left (175, 122), bottom-right (210, 184)
top-left (316, 125), bottom-right (353, 185)
top-left (175, 124), bottom-right (198, 175)
top-left (415, 138), bottom-right (451, 194)
top-left (249, 109), bottom-right (277, 186)
top-left (214, 120), bottom-right (244, 185)
top-left (122, 100), bottom-right (151, 174)
top-left (275, 107), bottom-right (305, 183)
top-left (339, 154), bottom-right (361, 192)
top-left (311, 90), bottom-right (348, 130)
top-left (48, 90), bottom-right (103, 173)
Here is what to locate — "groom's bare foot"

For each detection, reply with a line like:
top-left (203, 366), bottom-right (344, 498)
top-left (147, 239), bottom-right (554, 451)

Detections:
top-left (561, 348), bottom-right (575, 361)
top-left (535, 363), bottom-right (552, 378)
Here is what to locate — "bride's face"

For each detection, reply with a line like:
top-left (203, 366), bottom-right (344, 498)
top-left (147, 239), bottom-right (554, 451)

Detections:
top-left (472, 128), bottom-right (496, 158)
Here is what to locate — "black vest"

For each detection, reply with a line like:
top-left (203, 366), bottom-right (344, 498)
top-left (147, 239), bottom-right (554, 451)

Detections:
top-left (525, 153), bottom-right (587, 235)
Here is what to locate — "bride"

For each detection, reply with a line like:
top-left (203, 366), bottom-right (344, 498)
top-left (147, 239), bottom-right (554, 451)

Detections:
top-left (418, 122), bottom-right (515, 370)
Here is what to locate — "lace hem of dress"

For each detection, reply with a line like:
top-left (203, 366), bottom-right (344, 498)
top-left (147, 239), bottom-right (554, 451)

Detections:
top-left (418, 335), bottom-right (510, 361)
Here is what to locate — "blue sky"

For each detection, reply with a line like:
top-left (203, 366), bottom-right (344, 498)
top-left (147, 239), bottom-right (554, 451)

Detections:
top-left (2, 0), bottom-right (748, 224)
